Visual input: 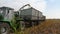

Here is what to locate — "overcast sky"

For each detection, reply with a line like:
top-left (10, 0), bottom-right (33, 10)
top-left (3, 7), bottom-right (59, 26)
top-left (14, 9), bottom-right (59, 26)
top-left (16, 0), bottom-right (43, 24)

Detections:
top-left (0, 0), bottom-right (60, 19)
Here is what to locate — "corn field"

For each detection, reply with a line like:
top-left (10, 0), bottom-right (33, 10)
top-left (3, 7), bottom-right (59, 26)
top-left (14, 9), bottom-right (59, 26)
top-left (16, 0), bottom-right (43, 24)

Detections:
top-left (23, 19), bottom-right (60, 34)
top-left (1, 19), bottom-right (60, 34)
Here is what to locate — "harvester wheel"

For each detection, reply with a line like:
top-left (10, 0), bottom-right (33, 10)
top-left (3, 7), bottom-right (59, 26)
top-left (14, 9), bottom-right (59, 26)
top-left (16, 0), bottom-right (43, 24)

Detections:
top-left (0, 22), bottom-right (11, 34)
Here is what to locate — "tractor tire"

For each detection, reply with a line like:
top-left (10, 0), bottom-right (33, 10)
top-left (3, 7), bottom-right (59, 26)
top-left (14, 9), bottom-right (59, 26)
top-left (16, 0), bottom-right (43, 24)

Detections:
top-left (0, 22), bottom-right (11, 34)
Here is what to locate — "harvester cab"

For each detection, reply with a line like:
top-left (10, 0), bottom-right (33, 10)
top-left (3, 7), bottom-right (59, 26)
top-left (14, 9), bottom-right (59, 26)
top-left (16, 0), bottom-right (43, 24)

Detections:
top-left (0, 7), bottom-right (14, 34)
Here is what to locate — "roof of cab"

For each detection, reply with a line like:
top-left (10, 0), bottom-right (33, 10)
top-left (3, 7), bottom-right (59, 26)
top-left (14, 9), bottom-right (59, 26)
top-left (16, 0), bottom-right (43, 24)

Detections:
top-left (0, 6), bottom-right (14, 10)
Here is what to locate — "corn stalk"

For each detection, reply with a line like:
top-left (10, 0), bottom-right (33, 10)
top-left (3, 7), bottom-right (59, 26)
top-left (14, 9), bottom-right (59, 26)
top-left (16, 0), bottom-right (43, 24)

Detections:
top-left (10, 13), bottom-right (22, 34)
